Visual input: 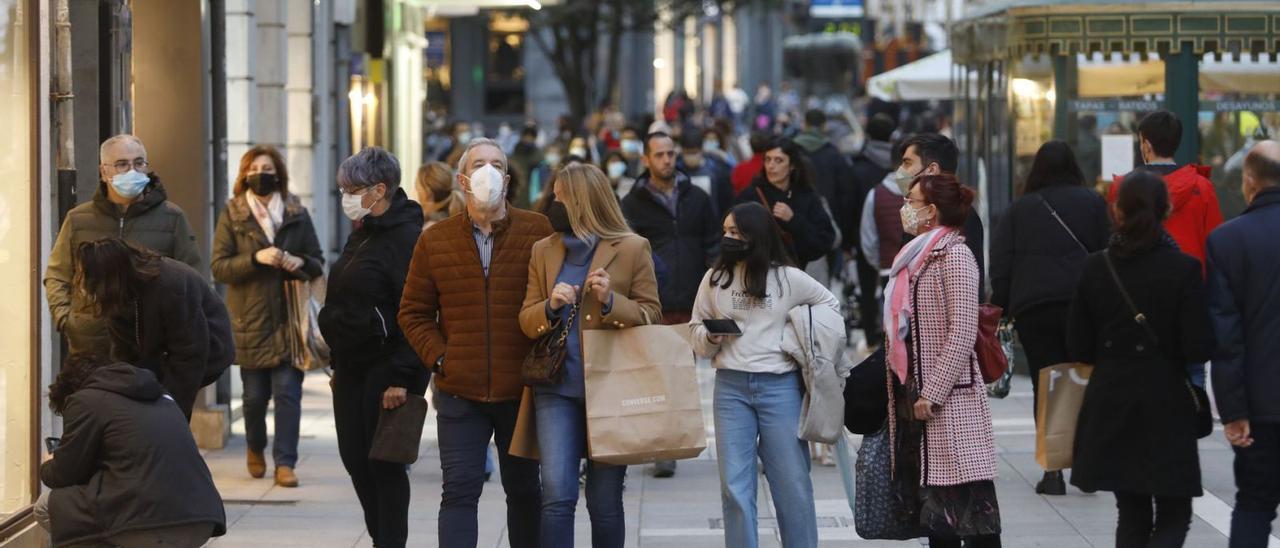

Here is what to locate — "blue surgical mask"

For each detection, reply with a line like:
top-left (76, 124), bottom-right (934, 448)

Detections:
top-left (110, 169), bottom-right (151, 199)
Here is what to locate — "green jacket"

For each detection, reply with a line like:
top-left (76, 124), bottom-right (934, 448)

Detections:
top-left (43, 176), bottom-right (203, 355)
top-left (211, 194), bottom-right (324, 369)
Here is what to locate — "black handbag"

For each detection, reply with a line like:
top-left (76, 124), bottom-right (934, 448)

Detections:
top-left (844, 346), bottom-right (889, 435)
top-left (1102, 252), bottom-right (1213, 439)
top-left (521, 300), bottom-right (580, 386)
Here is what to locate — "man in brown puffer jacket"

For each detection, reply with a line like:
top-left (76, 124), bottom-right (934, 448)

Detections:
top-left (399, 138), bottom-right (551, 548)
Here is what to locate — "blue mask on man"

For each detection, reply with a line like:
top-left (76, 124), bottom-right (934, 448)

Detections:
top-left (110, 169), bottom-right (151, 199)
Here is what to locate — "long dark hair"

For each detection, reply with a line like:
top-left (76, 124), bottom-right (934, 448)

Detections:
top-left (750, 137), bottom-right (815, 191)
top-left (709, 202), bottom-right (793, 299)
top-left (1023, 140), bottom-right (1085, 195)
top-left (1111, 171), bottom-right (1170, 258)
top-left (75, 238), bottom-right (162, 316)
top-left (48, 353), bottom-right (112, 414)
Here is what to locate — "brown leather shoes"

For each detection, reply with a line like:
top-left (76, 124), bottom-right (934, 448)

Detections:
top-left (275, 466), bottom-right (299, 488)
top-left (247, 450), bottom-right (266, 478)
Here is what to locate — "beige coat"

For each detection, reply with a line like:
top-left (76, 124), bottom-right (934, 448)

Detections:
top-left (509, 233), bottom-right (662, 459)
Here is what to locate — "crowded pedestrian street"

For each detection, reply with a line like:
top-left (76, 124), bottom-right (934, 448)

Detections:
top-left (197, 367), bottom-right (1260, 547)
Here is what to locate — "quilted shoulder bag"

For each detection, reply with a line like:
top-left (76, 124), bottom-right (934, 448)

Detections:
top-left (521, 299), bottom-right (580, 386)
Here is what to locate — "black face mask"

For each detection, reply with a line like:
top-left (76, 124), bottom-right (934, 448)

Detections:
top-left (546, 200), bottom-right (574, 234)
top-left (246, 173), bottom-right (279, 197)
top-left (720, 236), bottom-right (751, 262)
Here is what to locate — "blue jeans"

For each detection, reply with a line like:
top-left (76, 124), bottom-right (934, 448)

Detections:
top-left (241, 365), bottom-right (304, 467)
top-left (535, 392), bottom-right (627, 548)
top-left (714, 369), bottom-right (817, 548)
top-left (433, 390), bottom-right (541, 548)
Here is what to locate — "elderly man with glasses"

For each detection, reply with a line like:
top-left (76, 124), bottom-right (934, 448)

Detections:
top-left (43, 133), bottom-right (202, 355)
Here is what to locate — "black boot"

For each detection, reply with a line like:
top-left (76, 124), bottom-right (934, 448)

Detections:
top-left (1035, 471), bottom-right (1066, 496)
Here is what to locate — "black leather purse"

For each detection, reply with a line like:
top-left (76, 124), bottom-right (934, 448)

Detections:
top-left (521, 300), bottom-right (580, 386)
top-left (1103, 252), bottom-right (1213, 439)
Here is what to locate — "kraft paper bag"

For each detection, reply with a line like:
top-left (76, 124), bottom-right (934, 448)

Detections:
top-left (1035, 362), bottom-right (1094, 471)
top-left (583, 325), bottom-right (707, 466)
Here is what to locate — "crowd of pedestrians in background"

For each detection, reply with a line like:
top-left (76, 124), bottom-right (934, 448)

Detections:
top-left (31, 82), bottom-right (1280, 548)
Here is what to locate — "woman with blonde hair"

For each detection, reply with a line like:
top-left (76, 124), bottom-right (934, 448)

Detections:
top-left (414, 161), bottom-right (465, 228)
top-left (518, 163), bottom-right (662, 548)
top-left (211, 144), bottom-right (324, 487)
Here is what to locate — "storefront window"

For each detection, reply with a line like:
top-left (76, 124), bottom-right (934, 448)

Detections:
top-left (0, 0), bottom-right (37, 521)
top-left (1198, 53), bottom-right (1280, 220)
top-left (1008, 54), bottom-right (1054, 195)
top-left (485, 13), bottom-right (527, 115)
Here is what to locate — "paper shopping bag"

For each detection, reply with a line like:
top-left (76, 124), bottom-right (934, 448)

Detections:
top-left (1035, 362), bottom-right (1094, 471)
top-left (583, 325), bottom-right (707, 465)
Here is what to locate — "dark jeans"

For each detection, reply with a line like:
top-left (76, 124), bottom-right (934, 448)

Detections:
top-left (929, 535), bottom-right (1002, 548)
top-left (855, 254), bottom-right (882, 342)
top-left (1114, 492), bottom-right (1192, 548)
top-left (333, 365), bottom-right (428, 548)
top-left (1231, 422), bottom-right (1280, 548)
top-left (241, 364), bottom-right (304, 467)
top-left (1014, 302), bottom-right (1071, 430)
top-left (433, 389), bottom-right (541, 548)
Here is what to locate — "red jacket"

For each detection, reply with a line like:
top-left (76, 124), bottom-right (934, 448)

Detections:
top-left (1110, 164), bottom-right (1222, 269)
top-left (731, 154), bottom-right (764, 194)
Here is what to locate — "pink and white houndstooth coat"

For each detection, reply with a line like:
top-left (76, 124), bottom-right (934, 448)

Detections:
top-left (890, 232), bottom-right (998, 487)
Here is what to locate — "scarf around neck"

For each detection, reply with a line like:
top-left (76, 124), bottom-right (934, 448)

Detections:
top-left (883, 226), bottom-right (957, 383)
top-left (246, 192), bottom-right (284, 243)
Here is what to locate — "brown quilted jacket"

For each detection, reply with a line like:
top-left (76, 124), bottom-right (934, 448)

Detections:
top-left (398, 207), bottom-right (553, 402)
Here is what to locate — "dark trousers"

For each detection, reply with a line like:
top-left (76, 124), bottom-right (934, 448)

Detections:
top-left (1014, 302), bottom-right (1071, 428)
top-left (1231, 422), bottom-right (1280, 548)
top-left (1114, 492), bottom-right (1192, 548)
top-left (929, 535), bottom-right (1002, 548)
top-left (333, 365), bottom-right (428, 548)
top-left (855, 255), bottom-right (882, 342)
top-left (241, 364), bottom-right (304, 468)
top-left (433, 389), bottom-right (541, 548)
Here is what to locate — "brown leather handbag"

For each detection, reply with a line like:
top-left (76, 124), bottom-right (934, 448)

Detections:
top-left (521, 300), bottom-right (580, 385)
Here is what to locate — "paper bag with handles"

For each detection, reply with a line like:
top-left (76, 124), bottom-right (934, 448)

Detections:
top-left (583, 324), bottom-right (707, 465)
top-left (1035, 362), bottom-right (1094, 471)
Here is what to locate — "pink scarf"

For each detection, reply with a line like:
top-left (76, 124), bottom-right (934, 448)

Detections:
top-left (883, 226), bottom-right (955, 383)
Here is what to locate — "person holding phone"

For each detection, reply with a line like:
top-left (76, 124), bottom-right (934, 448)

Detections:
top-left (689, 201), bottom-right (838, 548)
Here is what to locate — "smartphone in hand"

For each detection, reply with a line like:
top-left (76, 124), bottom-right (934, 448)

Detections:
top-left (702, 319), bottom-right (743, 336)
top-left (45, 437), bottom-right (60, 453)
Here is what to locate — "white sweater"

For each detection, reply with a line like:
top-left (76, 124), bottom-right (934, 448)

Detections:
top-left (690, 265), bottom-right (840, 374)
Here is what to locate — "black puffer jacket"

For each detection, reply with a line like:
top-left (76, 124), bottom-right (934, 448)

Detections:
top-left (41, 363), bottom-right (226, 548)
top-left (319, 189), bottom-right (426, 387)
top-left (621, 174), bottom-right (720, 313)
top-left (211, 194), bottom-right (325, 369)
top-left (734, 179), bottom-right (836, 265)
top-left (108, 258), bottom-right (235, 418)
top-left (845, 140), bottom-right (894, 251)
top-left (990, 182), bottom-right (1111, 317)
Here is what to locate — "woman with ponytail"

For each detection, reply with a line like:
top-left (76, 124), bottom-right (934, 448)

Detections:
top-left (884, 174), bottom-right (1002, 547)
top-left (1067, 171), bottom-right (1214, 547)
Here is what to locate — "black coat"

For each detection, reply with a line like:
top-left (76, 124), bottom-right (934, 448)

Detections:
top-left (1208, 187), bottom-right (1280, 424)
top-left (109, 258), bottom-right (235, 418)
top-left (41, 364), bottom-right (226, 547)
top-left (990, 182), bottom-right (1111, 317)
top-left (319, 189), bottom-right (427, 388)
top-left (1067, 244), bottom-right (1214, 498)
top-left (211, 195), bottom-right (325, 369)
top-left (734, 180), bottom-right (837, 265)
top-left (845, 141), bottom-right (894, 251)
top-left (621, 175), bottom-right (720, 313)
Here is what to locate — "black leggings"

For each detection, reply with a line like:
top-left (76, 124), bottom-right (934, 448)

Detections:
top-left (1014, 303), bottom-right (1072, 427)
top-left (929, 534), bottom-right (1002, 548)
top-left (1115, 492), bottom-right (1193, 548)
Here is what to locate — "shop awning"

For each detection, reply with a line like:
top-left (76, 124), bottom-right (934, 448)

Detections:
top-left (867, 50), bottom-right (976, 102)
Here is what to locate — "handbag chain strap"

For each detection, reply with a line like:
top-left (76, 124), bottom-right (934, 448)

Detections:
top-left (554, 299), bottom-right (581, 346)
top-left (1038, 194), bottom-right (1088, 253)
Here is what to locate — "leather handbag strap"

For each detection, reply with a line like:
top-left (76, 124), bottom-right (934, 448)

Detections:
top-left (1038, 194), bottom-right (1088, 253)
top-left (755, 186), bottom-right (786, 236)
top-left (1102, 251), bottom-right (1160, 347)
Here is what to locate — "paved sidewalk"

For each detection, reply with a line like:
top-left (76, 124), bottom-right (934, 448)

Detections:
top-left (203, 366), bottom-right (1270, 547)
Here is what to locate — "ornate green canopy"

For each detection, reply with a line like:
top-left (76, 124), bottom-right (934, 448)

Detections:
top-left (952, 3), bottom-right (1280, 64)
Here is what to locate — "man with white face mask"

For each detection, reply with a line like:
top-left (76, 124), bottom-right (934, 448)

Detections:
top-left (894, 133), bottom-right (986, 292)
top-left (43, 134), bottom-right (202, 356)
top-left (399, 138), bottom-right (551, 548)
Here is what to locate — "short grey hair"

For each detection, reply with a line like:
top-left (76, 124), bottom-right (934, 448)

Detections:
top-left (456, 137), bottom-right (507, 174)
top-left (338, 147), bottom-right (401, 190)
top-left (99, 134), bottom-right (146, 163)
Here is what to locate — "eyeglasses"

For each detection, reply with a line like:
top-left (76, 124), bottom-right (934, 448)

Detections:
top-left (107, 159), bottom-right (148, 173)
top-left (339, 184), bottom-right (377, 196)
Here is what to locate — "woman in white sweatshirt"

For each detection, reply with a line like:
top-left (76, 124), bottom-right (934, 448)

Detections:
top-left (690, 201), bottom-right (839, 548)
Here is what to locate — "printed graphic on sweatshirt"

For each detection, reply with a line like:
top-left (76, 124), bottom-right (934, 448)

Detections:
top-left (731, 289), bottom-right (773, 311)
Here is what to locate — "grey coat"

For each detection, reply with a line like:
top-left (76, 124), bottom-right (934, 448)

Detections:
top-left (782, 300), bottom-right (854, 444)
